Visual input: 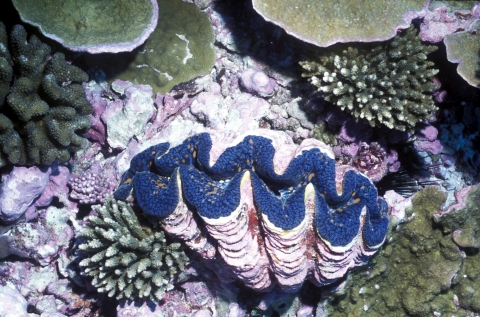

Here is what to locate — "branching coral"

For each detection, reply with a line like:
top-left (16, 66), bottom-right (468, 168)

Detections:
top-left (76, 196), bottom-right (189, 301)
top-left (301, 27), bottom-right (439, 131)
top-left (0, 23), bottom-right (92, 167)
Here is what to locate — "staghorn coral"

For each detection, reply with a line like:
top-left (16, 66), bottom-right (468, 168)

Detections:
top-left (0, 23), bottom-right (92, 167)
top-left (301, 27), bottom-right (439, 131)
top-left (114, 129), bottom-right (389, 293)
top-left (76, 196), bottom-right (189, 301)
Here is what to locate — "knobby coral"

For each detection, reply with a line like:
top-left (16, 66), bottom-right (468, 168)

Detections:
top-left (0, 23), bottom-right (92, 167)
top-left (301, 27), bottom-right (438, 131)
top-left (114, 130), bottom-right (389, 293)
top-left (76, 196), bottom-right (189, 301)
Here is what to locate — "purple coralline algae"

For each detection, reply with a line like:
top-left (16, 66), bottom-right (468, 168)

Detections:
top-left (69, 161), bottom-right (117, 205)
top-left (0, 166), bottom-right (52, 223)
top-left (101, 80), bottom-right (156, 150)
top-left (239, 68), bottom-right (277, 98)
top-left (352, 142), bottom-right (388, 183)
top-left (0, 285), bottom-right (29, 317)
top-left (114, 129), bottom-right (389, 293)
top-left (420, 4), bottom-right (480, 43)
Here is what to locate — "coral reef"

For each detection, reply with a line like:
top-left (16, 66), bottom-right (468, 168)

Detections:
top-left (11, 0), bottom-right (158, 53)
top-left (9, 205), bottom-right (74, 266)
top-left (114, 129), bottom-right (389, 293)
top-left (0, 23), bottom-right (92, 167)
top-left (0, 166), bottom-right (51, 223)
top-left (76, 196), bottom-right (189, 301)
top-left (101, 80), bottom-right (156, 150)
top-left (301, 27), bottom-right (439, 131)
top-left (252, 0), bottom-right (429, 47)
top-left (0, 164), bottom-right (72, 224)
top-left (117, 0), bottom-right (215, 93)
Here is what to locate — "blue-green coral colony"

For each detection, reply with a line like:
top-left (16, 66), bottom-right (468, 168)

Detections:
top-left (77, 196), bottom-right (189, 301)
top-left (0, 23), bottom-right (92, 167)
top-left (301, 27), bottom-right (439, 131)
top-left (114, 133), bottom-right (389, 249)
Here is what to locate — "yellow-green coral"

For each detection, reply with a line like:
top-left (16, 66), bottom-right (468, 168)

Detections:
top-left (77, 196), bottom-right (189, 301)
top-left (117, 0), bottom-right (215, 94)
top-left (11, 0), bottom-right (157, 53)
top-left (301, 27), bottom-right (438, 131)
top-left (326, 186), bottom-right (480, 316)
top-left (445, 19), bottom-right (480, 88)
top-left (253, 0), bottom-right (428, 47)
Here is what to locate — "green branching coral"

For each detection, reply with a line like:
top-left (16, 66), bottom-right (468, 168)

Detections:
top-left (0, 23), bottom-right (92, 167)
top-left (301, 27), bottom-right (439, 131)
top-left (77, 197), bottom-right (189, 301)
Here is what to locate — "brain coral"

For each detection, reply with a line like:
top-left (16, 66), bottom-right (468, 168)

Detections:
top-left (301, 27), bottom-right (439, 131)
top-left (114, 130), bottom-right (390, 292)
top-left (77, 196), bottom-right (189, 301)
top-left (0, 23), bottom-right (92, 167)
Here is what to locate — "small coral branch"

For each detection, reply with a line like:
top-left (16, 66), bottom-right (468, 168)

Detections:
top-left (301, 26), bottom-right (439, 131)
top-left (76, 196), bottom-right (189, 301)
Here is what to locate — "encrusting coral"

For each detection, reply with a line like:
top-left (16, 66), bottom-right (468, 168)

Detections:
top-left (76, 196), bottom-right (189, 301)
top-left (117, 0), bottom-right (215, 94)
top-left (0, 23), bottom-right (92, 167)
top-left (252, 0), bottom-right (428, 47)
top-left (301, 27), bottom-right (439, 131)
top-left (11, 0), bottom-right (159, 53)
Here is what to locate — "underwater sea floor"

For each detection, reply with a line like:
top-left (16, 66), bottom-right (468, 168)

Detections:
top-left (1, 0), bottom-right (480, 316)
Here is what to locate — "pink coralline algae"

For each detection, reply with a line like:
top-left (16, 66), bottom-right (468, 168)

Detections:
top-left (420, 4), bottom-right (480, 43)
top-left (0, 166), bottom-right (52, 223)
top-left (239, 68), bottom-right (277, 98)
top-left (353, 142), bottom-right (388, 183)
top-left (0, 285), bottom-right (29, 317)
top-left (114, 130), bottom-right (389, 293)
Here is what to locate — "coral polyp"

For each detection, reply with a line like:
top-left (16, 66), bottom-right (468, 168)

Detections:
top-left (114, 130), bottom-right (389, 292)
